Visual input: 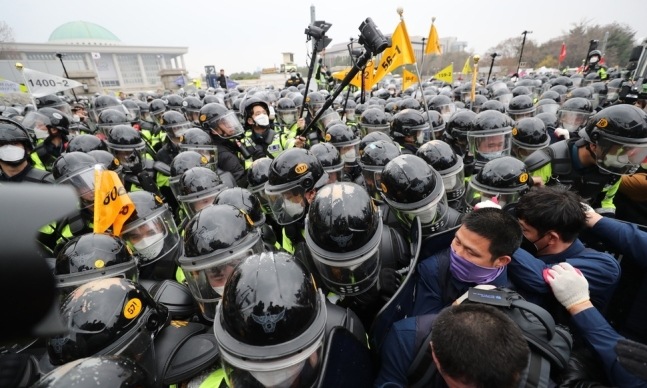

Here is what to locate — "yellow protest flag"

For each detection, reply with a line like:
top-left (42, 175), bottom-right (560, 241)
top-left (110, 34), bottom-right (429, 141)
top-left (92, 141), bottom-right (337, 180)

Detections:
top-left (433, 63), bottom-right (453, 84)
top-left (373, 19), bottom-right (416, 86)
top-left (402, 68), bottom-right (419, 90)
top-left (425, 22), bottom-right (442, 55)
top-left (332, 68), bottom-right (351, 82)
top-left (93, 166), bottom-right (135, 235)
top-left (462, 56), bottom-right (472, 74)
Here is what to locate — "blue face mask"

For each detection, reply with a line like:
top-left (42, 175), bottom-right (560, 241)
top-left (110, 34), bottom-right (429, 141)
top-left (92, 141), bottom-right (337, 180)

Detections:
top-left (449, 246), bottom-right (504, 284)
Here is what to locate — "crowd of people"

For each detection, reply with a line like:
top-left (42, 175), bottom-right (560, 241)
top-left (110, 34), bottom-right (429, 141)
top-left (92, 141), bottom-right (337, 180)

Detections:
top-left (1, 47), bottom-right (647, 387)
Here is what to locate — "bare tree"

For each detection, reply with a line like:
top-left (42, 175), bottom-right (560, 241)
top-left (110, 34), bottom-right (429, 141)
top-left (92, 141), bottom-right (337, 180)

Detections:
top-left (0, 21), bottom-right (15, 42)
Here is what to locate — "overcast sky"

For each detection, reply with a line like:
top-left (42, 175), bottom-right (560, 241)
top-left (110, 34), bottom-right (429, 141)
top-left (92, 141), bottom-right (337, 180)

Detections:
top-left (2, 0), bottom-right (646, 76)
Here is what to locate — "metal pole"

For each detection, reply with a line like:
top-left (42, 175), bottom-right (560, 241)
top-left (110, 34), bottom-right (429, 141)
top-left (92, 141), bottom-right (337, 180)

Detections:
top-left (516, 31), bottom-right (532, 76)
top-left (486, 53), bottom-right (498, 85)
top-left (56, 53), bottom-right (78, 101)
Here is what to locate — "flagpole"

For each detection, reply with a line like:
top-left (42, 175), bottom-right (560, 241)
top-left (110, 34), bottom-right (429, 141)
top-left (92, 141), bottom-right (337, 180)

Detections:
top-left (15, 63), bottom-right (37, 107)
top-left (470, 55), bottom-right (480, 105)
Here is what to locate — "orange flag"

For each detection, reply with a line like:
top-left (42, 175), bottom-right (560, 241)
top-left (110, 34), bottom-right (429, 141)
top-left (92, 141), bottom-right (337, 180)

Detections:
top-left (93, 166), bottom-right (134, 235)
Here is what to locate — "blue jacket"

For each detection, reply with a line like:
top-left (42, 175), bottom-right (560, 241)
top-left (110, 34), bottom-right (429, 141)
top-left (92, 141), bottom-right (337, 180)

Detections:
top-left (571, 307), bottom-right (647, 388)
top-left (411, 248), bottom-right (512, 316)
top-left (508, 240), bottom-right (620, 312)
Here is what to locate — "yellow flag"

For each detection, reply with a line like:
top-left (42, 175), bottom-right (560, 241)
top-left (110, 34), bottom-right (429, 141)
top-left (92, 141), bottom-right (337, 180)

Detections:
top-left (402, 68), bottom-right (419, 90)
top-left (462, 57), bottom-right (472, 74)
top-left (433, 63), bottom-right (453, 84)
top-left (425, 23), bottom-right (442, 55)
top-left (332, 68), bottom-right (351, 82)
top-left (336, 58), bottom-right (377, 91)
top-left (93, 167), bottom-right (135, 235)
top-left (373, 20), bottom-right (416, 86)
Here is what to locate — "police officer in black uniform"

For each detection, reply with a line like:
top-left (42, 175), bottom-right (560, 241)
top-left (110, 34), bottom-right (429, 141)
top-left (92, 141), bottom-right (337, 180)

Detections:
top-left (0, 118), bottom-right (52, 183)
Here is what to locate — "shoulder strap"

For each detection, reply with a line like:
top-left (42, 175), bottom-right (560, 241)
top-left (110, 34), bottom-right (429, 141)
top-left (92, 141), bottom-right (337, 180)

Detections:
top-left (407, 314), bottom-right (439, 387)
top-left (548, 140), bottom-right (573, 176)
top-left (23, 167), bottom-right (53, 183)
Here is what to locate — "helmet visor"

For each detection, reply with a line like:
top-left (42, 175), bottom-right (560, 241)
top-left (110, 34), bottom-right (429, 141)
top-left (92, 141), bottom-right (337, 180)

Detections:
top-left (207, 112), bottom-right (244, 139)
top-left (277, 108), bottom-right (297, 126)
top-left (121, 208), bottom-right (180, 266)
top-left (55, 261), bottom-right (139, 300)
top-left (442, 167), bottom-right (466, 201)
top-left (557, 110), bottom-right (590, 131)
top-left (494, 93), bottom-right (512, 107)
top-left (467, 130), bottom-right (512, 162)
top-left (512, 141), bottom-right (548, 162)
top-left (465, 180), bottom-right (526, 210)
top-left (316, 109), bottom-right (341, 132)
top-left (437, 104), bottom-right (456, 122)
top-left (265, 186), bottom-right (307, 225)
top-left (394, 193), bottom-right (448, 228)
top-left (22, 112), bottom-right (51, 139)
top-left (56, 166), bottom-right (96, 211)
top-left (536, 103), bottom-right (559, 115)
top-left (178, 186), bottom-right (225, 219)
top-left (359, 123), bottom-right (390, 134)
top-left (311, 243), bottom-right (381, 296)
top-left (594, 136), bottom-right (647, 175)
top-left (164, 122), bottom-right (193, 139)
top-left (178, 145), bottom-right (219, 168)
top-left (107, 146), bottom-right (145, 173)
top-left (361, 169), bottom-right (384, 200)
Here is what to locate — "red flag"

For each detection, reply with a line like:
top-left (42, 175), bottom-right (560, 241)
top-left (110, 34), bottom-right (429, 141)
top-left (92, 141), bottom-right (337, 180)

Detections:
top-left (559, 43), bottom-right (566, 63)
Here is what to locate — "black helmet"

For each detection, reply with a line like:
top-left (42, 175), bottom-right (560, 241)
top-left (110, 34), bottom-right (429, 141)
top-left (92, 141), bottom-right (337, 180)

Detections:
top-left (20, 111), bottom-right (52, 141)
top-left (579, 104), bottom-right (647, 175)
top-left (66, 134), bottom-right (106, 153)
top-left (417, 140), bottom-right (465, 201)
top-left (550, 85), bottom-right (568, 102)
top-left (391, 109), bottom-right (430, 146)
top-left (360, 140), bottom-right (401, 200)
top-left (247, 157), bottom-right (273, 214)
top-left (590, 82), bottom-right (608, 109)
top-left (54, 233), bottom-right (138, 297)
top-left (213, 251), bottom-right (326, 388)
top-left (0, 118), bottom-right (34, 166)
top-left (52, 152), bottom-right (97, 210)
top-left (305, 91), bottom-right (326, 116)
top-left (444, 109), bottom-right (476, 155)
top-left (567, 86), bottom-right (593, 100)
top-left (310, 142), bottom-right (344, 183)
top-left (264, 148), bottom-right (328, 225)
top-left (33, 355), bottom-right (148, 387)
top-left (607, 78), bottom-right (623, 103)
top-left (182, 96), bottom-right (203, 124)
top-left (468, 110), bottom-right (514, 164)
top-left (163, 94), bottom-right (184, 111)
top-left (177, 166), bottom-right (226, 218)
top-left (380, 154), bottom-right (447, 230)
top-left (343, 98), bottom-right (358, 122)
top-left (466, 94), bottom-right (488, 113)
top-left (588, 49), bottom-right (602, 64)
top-left (136, 100), bottom-right (153, 123)
top-left (179, 204), bottom-right (263, 321)
top-left (506, 95), bottom-right (535, 121)
top-left (121, 191), bottom-right (181, 268)
top-left (480, 99), bottom-right (506, 114)
top-left (179, 128), bottom-right (218, 166)
top-left (198, 103), bottom-right (243, 139)
top-left (465, 156), bottom-right (531, 210)
top-left (87, 149), bottom-right (124, 181)
top-left (306, 182), bottom-right (383, 295)
top-left (398, 97), bottom-right (421, 111)
top-left (91, 95), bottom-right (126, 123)
top-left (359, 131), bottom-right (395, 155)
top-left (539, 90), bottom-right (561, 104)
top-left (423, 110), bottom-right (446, 139)
top-left (276, 97), bottom-right (298, 126)
top-left (121, 99), bottom-right (141, 123)
top-left (511, 117), bottom-right (549, 160)
top-left (428, 95), bottom-right (456, 122)
top-left (552, 76), bottom-right (573, 89)
top-left (105, 125), bottom-right (145, 174)
top-left (492, 88), bottom-right (514, 107)
top-left (38, 107), bottom-right (71, 133)
top-left (535, 112), bottom-right (559, 132)
top-left (215, 187), bottom-right (266, 227)
top-left (47, 278), bottom-right (169, 365)
top-left (535, 98), bottom-right (560, 116)
top-left (511, 86), bottom-right (532, 97)
top-left (359, 107), bottom-right (390, 134)
top-left (242, 97), bottom-right (270, 130)
top-left (159, 110), bottom-right (192, 141)
top-left (97, 108), bottom-right (130, 137)
top-left (557, 97), bottom-right (592, 132)
top-left (325, 122), bottom-right (360, 165)
top-left (169, 151), bottom-right (213, 198)
top-left (149, 98), bottom-right (167, 125)
top-left (36, 94), bottom-right (72, 117)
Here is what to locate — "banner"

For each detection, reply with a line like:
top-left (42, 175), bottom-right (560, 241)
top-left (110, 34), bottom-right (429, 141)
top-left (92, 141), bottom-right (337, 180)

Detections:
top-left (558, 43), bottom-right (566, 63)
top-left (425, 23), bottom-right (442, 55)
top-left (0, 79), bottom-right (22, 94)
top-left (373, 20), bottom-right (416, 86)
top-left (402, 68), bottom-right (418, 90)
top-left (93, 166), bottom-right (134, 235)
top-left (22, 67), bottom-right (82, 98)
top-left (433, 63), bottom-right (453, 84)
top-left (462, 57), bottom-right (472, 74)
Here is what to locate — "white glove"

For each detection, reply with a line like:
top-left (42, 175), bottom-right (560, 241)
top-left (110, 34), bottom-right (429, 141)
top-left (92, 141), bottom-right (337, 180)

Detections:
top-left (544, 262), bottom-right (589, 309)
top-left (554, 127), bottom-right (570, 140)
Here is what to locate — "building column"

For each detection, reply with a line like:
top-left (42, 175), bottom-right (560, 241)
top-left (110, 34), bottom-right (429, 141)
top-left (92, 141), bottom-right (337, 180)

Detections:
top-left (180, 55), bottom-right (186, 70)
top-left (112, 54), bottom-right (124, 89)
top-left (160, 55), bottom-right (167, 70)
top-left (137, 54), bottom-right (148, 85)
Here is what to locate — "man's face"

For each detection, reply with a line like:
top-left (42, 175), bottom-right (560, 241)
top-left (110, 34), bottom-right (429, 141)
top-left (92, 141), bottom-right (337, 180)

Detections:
top-left (477, 134), bottom-right (505, 154)
top-left (451, 226), bottom-right (496, 268)
top-left (125, 221), bottom-right (164, 245)
top-left (206, 264), bottom-right (236, 288)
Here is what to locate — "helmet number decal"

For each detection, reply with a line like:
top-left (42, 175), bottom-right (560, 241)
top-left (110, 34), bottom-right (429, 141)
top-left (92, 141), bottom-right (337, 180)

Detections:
top-left (123, 298), bottom-right (142, 319)
top-left (519, 172), bottom-right (529, 183)
top-left (199, 114), bottom-right (207, 123)
top-left (324, 133), bottom-right (331, 141)
top-left (94, 259), bottom-right (105, 269)
top-left (295, 163), bottom-right (308, 174)
top-left (596, 118), bottom-right (608, 128)
top-left (511, 127), bottom-right (518, 136)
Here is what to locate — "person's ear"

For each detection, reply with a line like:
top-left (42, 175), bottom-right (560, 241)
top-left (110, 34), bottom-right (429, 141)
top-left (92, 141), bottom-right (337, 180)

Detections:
top-left (494, 255), bottom-right (511, 268)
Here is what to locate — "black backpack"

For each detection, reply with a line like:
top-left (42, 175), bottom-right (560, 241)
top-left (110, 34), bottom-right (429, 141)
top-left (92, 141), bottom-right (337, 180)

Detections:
top-left (407, 287), bottom-right (573, 388)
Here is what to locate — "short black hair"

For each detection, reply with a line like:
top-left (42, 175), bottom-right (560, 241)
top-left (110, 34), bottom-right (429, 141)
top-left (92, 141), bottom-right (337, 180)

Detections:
top-left (515, 186), bottom-right (586, 242)
top-left (462, 207), bottom-right (523, 260)
top-left (431, 303), bottom-right (530, 388)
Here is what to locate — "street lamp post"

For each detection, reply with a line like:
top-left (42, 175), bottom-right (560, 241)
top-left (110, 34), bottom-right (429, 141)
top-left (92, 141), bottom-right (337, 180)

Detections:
top-left (55, 53), bottom-right (78, 101)
top-left (516, 30), bottom-right (532, 76)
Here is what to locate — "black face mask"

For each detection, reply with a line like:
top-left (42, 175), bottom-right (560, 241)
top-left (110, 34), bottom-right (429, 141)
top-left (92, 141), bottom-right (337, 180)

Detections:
top-left (520, 234), bottom-right (547, 256)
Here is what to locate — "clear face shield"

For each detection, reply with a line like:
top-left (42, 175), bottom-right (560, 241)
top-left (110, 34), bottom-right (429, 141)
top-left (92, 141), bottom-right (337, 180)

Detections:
top-left (437, 104), bottom-right (457, 122)
top-left (323, 164), bottom-right (343, 184)
top-left (557, 110), bottom-right (590, 131)
top-left (311, 242), bottom-right (381, 296)
top-left (121, 207), bottom-right (180, 266)
top-left (140, 110), bottom-right (154, 123)
top-left (107, 144), bottom-right (146, 174)
top-left (512, 140), bottom-right (549, 162)
top-left (185, 110), bottom-right (201, 125)
top-left (465, 180), bottom-right (527, 210)
top-left (248, 184), bottom-right (272, 215)
top-left (55, 260), bottom-right (139, 301)
top-left (361, 168), bottom-right (384, 201)
top-left (536, 103), bottom-right (559, 115)
top-left (393, 192), bottom-right (448, 231)
top-left (344, 108), bottom-right (356, 122)
top-left (336, 142), bottom-right (360, 166)
top-left (411, 126), bottom-right (431, 146)
top-left (51, 102), bottom-right (73, 118)
top-left (594, 136), bottom-right (647, 175)
top-left (207, 112), bottom-right (244, 139)
top-left (508, 108), bottom-right (536, 122)
top-left (494, 93), bottom-right (513, 108)
top-left (163, 122), bottom-right (193, 143)
top-left (221, 309), bottom-right (325, 388)
top-left (265, 185), bottom-right (308, 226)
top-left (125, 107), bottom-right (141, 122)
top-left (56, 166), bottom-right (97, 212)
top-left (177, 184), bottom-right (226, 219)
top-left (359, 122), bottom-right (390, 135)
top-left (468, 130), bottom-right (512, 162)
top-left (442, 167), bottom-right (466, 202)
top-left (277, 108), bottom-right (297, 126)
top-left (178, 145), bottom-right (218, 167)
top-left (315, 108), bottom-right (341, 134)
top-left (22, 111), bottom-right (52, 140)
top-left (182, 235), bottom-right (263, 321)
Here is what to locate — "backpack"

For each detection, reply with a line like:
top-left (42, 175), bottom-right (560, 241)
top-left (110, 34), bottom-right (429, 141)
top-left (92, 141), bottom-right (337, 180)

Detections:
top-left (407, 287), bottom-right (573, 388)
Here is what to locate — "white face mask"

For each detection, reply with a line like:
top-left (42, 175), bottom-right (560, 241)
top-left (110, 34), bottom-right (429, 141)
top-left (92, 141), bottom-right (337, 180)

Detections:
top-left (415, 131), bottom-right (426, 145)
top-left (603, 153), bottom-right (628, 169)
top-left (34, 127), bottom-right (49, 139)
top-left (254, 114), bottom-right (270, 127)
top-left (441, 112), bottom-right (452, 122)
top-left (341, 149), bottom-right (357, 163)
top-left (442, 175), bottom-right (457, 191)
top-left (283, 199), bottom-right (304, 217)
top-left (211, 285), bottom-right (225, 296)
top-left (281, 113), bottom-right (296, 125)
top-left (269, 106), bottom-right (276, 120)
top-left (132, 233), bottom-right (165, 261)
top-left (249, 361), bottom-right (305, 388)
top-left (0, 145), bottom-right (25, 162)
